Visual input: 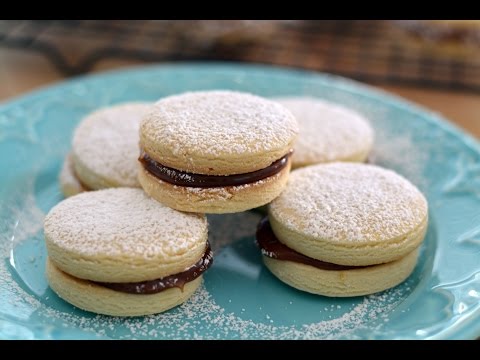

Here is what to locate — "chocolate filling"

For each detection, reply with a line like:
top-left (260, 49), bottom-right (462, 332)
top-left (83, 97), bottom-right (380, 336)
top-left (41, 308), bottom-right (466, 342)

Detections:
top-left (139, 151), bottom-right (291, 188)
top-left (256, 218), bottom-right (369, 271)
top-left (97, 243), bottom-right (213, 294)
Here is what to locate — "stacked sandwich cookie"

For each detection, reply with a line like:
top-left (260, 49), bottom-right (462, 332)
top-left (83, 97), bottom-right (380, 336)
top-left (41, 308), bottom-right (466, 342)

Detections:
top-left (47, 90), bottom-right (298, 316)
top-left (45, 188), bottom-right (211, 316)
top-left (138, 90), bottom-right (299, 213)
top-left (257, 163), bottom-right (428, 297)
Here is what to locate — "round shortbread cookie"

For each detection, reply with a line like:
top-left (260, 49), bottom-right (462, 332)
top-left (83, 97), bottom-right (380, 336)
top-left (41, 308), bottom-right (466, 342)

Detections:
top-left (138, 159), bottom-right (291, 214)
top-left (269, 163), bottom-right (428, 266)
top-left (44, 188), bottom-right (208, 283)
top-left (59, 153), bottom-right (87, 197)
top-left (47, 259), bottom-right (202, 317)
top-left (263, 249), bottom-right (418, 297)
top-left (72, 102), bottom-right (151, 190)
top-left (140, 90), bottom-right (298, 176)
top-left (273, 97), bottom-right (374, 168)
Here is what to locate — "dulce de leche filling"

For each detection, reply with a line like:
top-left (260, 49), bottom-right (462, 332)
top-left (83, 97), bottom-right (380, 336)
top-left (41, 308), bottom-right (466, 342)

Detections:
top-left (256, 218), bottom-right (369, 271)
top-left (139, 150), bottom-right (291, 188)
top-left (96, 243), bottom-right (213, 294)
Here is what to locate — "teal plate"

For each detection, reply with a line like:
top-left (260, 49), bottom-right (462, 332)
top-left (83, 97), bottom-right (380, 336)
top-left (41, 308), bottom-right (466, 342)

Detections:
top-left (1, 63), bottom-right (480, 339)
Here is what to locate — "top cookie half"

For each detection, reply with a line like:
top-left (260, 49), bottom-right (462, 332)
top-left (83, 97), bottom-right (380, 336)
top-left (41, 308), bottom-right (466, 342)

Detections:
top-left (139, 90), bottom-right (299, 176)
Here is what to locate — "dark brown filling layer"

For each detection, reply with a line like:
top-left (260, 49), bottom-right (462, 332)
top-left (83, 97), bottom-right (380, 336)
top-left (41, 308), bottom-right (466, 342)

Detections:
top-left (256, 218), bottom-right (369, 271)
top-left (97, 243), bottom-right (213, 294)
top-left (139, 151), bottom-right (291, 188)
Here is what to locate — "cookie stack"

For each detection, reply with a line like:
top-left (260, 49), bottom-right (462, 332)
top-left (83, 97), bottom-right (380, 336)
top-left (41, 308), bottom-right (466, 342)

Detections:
top-left (137, 91), bottom-right (298, 213)
top-left (257, 163), bottom-right (428, 297)
top-left (45, 89), bottom-right (428, 317)
top-left (46, 90), bottom-right (299, 316)
top-left (45, 188), bottom-right (210, 316)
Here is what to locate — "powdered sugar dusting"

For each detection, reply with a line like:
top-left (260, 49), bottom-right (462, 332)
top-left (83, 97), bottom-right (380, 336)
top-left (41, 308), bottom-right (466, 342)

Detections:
top-left (34, 282), bottom-right (411, 339)
top-left (273, 97), bottom-right (374, 165)
top-left (72, 103), bottom-right (151, 188)
top-left (44, 188), bottom-right (206, 258)
top-left (270, 163), bottom-right (428, 242)
top-left (141, 91), bottom-right (298, 157)
top-left (162, 168), bottom-right (195, 183)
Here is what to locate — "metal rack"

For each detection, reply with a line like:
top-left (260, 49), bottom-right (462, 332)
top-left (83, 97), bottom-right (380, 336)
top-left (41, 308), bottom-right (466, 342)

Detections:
top-left (1, 20), bottom-right (480, 93)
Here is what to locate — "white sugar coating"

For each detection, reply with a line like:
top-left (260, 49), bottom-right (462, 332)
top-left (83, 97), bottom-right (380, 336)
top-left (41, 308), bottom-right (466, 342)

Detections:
top-left (44, 188), bottom-right (206, 259)
top-left (72, 103), bottom-right (152, 188)
top-left (270, 163), bottom-right (428, 243)
top-left (35, 282), bottom-right (412, 339)
top-left (273, 97), bottom-right (374, 166)
top-left (140, 90), bottom-right (298, 175)
top-left (145, 90), bottom-right (297, 156)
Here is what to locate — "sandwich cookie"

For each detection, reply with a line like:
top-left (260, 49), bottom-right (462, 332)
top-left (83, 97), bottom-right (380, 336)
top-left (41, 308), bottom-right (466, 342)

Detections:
top-left (45, 188), bottom-right (211, 316)
top-left (138, 91), bottom-right (298, 213)
top-left (274, 97), bottom-right (374, 168)
top-left (257, 163), bottom-right (428, 297)
top-left (70, 102), bottom-right (151, 192)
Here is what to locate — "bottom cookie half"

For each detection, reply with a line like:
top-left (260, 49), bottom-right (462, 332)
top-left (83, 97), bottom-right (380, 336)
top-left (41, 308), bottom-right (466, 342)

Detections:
top-left (138, 161), bottom-right (291, 214)
top-left (46, 259), bottom-right (202, 316)
top-left (263, 249), bottom-right (418, 297)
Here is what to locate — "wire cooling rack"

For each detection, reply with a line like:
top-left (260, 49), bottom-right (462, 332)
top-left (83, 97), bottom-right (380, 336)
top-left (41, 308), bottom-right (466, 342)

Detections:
top-left (1, 20), bottom-right (480, 93)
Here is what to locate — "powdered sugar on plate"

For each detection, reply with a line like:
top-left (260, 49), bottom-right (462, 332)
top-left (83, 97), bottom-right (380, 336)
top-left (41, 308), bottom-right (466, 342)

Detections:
top-left (34, 281), bottom-right (411, 339)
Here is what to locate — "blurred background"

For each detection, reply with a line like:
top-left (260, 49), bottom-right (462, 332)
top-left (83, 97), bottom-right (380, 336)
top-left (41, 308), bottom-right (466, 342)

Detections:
top-left (1, 20), bottom-right (479, 137)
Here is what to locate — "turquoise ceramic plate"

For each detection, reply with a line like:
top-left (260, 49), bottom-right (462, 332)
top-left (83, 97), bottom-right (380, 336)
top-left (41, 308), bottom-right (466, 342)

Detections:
top-left (1, 63), bottom-right (479, 340)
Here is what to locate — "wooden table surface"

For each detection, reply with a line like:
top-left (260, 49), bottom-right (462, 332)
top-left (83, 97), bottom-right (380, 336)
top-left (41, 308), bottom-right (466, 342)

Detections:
top-left (1, 46), bottom-right (479, 139)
